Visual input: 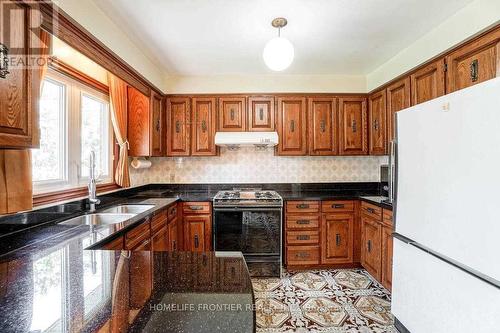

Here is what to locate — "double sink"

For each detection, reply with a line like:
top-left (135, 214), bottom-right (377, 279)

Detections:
top-left (60, 204), bottom-right (155, 226)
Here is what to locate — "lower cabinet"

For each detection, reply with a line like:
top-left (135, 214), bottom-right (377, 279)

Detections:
top-left (152, 225), bottom-right (169, 251)
top-left (168, 218), bottom-right (179, 251)
top-left (381, 224), bottom-right (393, 290)
top-left (182, 202), bottom-right (212, 252)
top-left (360, 215), bottom-right (382, 281)
top-left (321, 213), bottom-right (354, 264)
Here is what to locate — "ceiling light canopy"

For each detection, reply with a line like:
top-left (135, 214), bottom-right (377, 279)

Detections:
top-left (263, 17), bottom-right (294, 71)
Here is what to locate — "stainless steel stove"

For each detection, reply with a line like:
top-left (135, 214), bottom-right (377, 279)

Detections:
top-left (213, 189), bottom-right (283, 277)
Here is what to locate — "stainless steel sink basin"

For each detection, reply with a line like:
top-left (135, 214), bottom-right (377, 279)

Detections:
top-left (60, 213), bottom-right (135, 226)
top-left (99, 204), bottom-right (155, 214)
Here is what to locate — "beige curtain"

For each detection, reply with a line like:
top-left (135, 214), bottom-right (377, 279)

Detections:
top-left (107, 73), bottom-right (130, 187)
top-left (0, 31), bottom-right (51, 214)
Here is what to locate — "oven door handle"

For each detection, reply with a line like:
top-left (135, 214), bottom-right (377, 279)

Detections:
top-left (213, 207), bottom-right (282, 212)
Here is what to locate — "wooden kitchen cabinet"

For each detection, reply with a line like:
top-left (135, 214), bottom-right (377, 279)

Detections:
top-left (381, 224), bottom-right (393, 290)
top-left (276, 97), bottom-right (307, 156)
top-left (247, 96), bottom-right (275, 131)
top-left (183, 215), bottom-right (212, 252)
top-left (321, 213), bottom-right (353, 264)
top-left (166, 97), bottom-right (191, 156)
top-left (368, 90), bottom-right (387, 155)
top-left (150, 91), bottom-right (165, 156)
top-left (0, 1), bottom-right (41, 148)
top-left (361, 215), bottom-right (382, 281)
top-left (386, 77), bottom-right (411, 141)
top-left (338, 97), bottom-right (368, 155)
top-left (410, 58), bottom-right (446, 106)
top-left (308, 97), bottom-right (338, 156)
top-left (127, 87), bottom-right (152, 157)
top-left (168, 218), bottom-right (179, 251)
top-left (218, 97), bottom-right (246, 131)
top-left (191, 97), bottom-right (217, 156)
top-left (152, 226), bottom-right (169, 251)
top-left (446, 27), bottom-right (500, 93)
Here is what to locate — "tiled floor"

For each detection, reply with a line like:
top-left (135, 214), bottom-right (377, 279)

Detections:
top-left (252, 269), bottom-right (398, 332)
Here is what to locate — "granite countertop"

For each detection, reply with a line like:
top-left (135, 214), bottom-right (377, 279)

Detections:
top-left (0, 249), bottom-right (254, 333)
top-left (360, 196), bottom-right (393, 210)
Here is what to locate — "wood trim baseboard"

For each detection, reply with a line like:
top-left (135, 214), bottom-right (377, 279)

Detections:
top-left (49, 57), bottom-right (109, 94)
top-left (33, 183), bottom-right (120, 207)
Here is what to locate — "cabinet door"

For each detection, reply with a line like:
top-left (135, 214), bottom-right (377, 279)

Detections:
top-left (276, 97), bottom-right (307, 155)
top-left (308, 97), bottom-right (338, 156)
top-left (361, 216), bottom-right (382, 281)
top-left (127, 87), bottom-right (151, 157)
top-left (166, 97), bottom-right (190, 156)
top-left (0, 1), bottom-right (41, 148)
top-left (152, 226), bottom-right (169, 251)
top-left (168, 219), bottom-right (179, 251)
top-left (321, 213), bottom-right (353, 264)
top-left (218, 97), bottom-right (246, 131)
top-left (386, 78), bottom-right (411, 141)
top-left (183, 215), bottom-right (211, 252)
top-left (247, 96), bottom-right (275, 131)
top-left (446, 27), bottom-right (500, 93)
top-left (410, 58), bottom-right (445, 106)
top-left (368, 90), bottom-right (387, 155)
top-left (150, 92), bottom-right (165, 156)
top-left (191, 97), bottom-right (217, 156)
top-left (338, 97), bottom-right (368, 155)
top-left (381, 225), bottom-right (393, 290)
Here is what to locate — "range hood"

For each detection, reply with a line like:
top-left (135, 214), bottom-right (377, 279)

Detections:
top-left (214, 131), bottom-right (278, 148)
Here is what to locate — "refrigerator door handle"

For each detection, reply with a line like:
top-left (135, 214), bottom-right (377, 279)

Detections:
top-left (388, 140), bottom-right (396, 203)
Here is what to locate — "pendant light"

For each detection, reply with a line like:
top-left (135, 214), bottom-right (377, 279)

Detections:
top-left (263, 17), bottom-right (294, 71)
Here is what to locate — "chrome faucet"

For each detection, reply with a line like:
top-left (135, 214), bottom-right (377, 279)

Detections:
top-left (88, 151), bottom-right (101, 211)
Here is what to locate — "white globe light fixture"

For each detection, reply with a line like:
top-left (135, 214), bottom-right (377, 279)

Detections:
top-left (263, 18), bottom-right (294, 71)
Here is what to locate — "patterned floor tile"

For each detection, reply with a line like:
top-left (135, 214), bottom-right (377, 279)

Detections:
top-left (253, 268), bottom-right (398, 333)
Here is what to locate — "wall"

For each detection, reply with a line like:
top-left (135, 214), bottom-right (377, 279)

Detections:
top-left (56, 0), bottom-right (167, 91)
top-left (129, 148), bottom-right (387, 186)
top-left (367, 0), bottom-right (500, 90)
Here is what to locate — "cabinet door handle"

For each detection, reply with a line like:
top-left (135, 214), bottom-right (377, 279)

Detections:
top-left (156, 119), bottom-right (160, 132)
top-left (0, 43), bottom-right (9, 79)
top-left (296, 220), bottom-right (310, 225)
top-left (332, 204), bottom-right (345, 209)
top-left (366, 207), bottom-right (375, 214)
top-left (172, 240), bottom-right (177, 251)
top-left (320, 119), bottom-right (326, 133)
top-left (296, 203), bottom-right (309, 209)
top-left (296, 252), bottom-right (310, 258)
top-left (373, 119), bottom-right (379, 131)
top-left (189, 205), bottom-right (204, 211)
top-left (194, 235), bottom-right (199, 249)
top-left (351, 119), bottom-right (357, 133)
top-left (230, 109), bottom-right (235, 120)
top-left (336, 234), bottom-right (341, 246)
top-left (290, 120), bottom-right (295, 132)
top-left (296, 235), bottom-right (310, 241)
top-left (259, 108), bottom-right (264, 120)
top-left (201, 120), bottom-right (207, 133)
top-left (470, 59), bottom-right (479, 82)
top-left (175, 120), bottom-right (181, 133)
top-left (367, 240), bottom-right (372, 252)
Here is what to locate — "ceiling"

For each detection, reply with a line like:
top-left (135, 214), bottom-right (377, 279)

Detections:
top-left (94, 0), bottom-right (473, 76)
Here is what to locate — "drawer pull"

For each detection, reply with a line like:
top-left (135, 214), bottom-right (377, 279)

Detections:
top-left (189, 205), bottom-right (204, 211)
top-left (296, 204), bottom-right (310, 209)
top-left (366, 207), bottom-right (375, 214)
top-left (335, 234), bottom-right (341, 246)
top-left (194, 235), bottom-right (199, 249)
top-left (172, 240), bottom-right (177, 251)
top-left (259, 108), bottom-right (264, 120)
top-left (296, 220), bottom-right (310, 225)
top-left (295, 252), bottom-right (310, 258)
top-left (332, 204), bottom-right (345, 209)
top-left (470, 59), bottom-right (479, 82)
top-left (367, 240), bottom-right (372, 252)
top-left (296, 235), bottom-right (310, 241)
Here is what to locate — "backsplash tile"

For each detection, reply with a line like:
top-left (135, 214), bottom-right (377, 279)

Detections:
top-left (129, 148), bottom-right (387, 186)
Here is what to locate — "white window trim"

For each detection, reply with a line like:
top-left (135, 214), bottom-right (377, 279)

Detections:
top-left (33, 69), bottom-right (113, 195)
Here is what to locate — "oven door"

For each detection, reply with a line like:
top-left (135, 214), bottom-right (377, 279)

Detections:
top-left (213, 207), bottom-right (281, 256)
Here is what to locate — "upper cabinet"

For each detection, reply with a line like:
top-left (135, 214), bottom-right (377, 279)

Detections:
top-left (308, 97), bottom-right (338, 156)
top-left (218, 97), bottom-right (246, 131)
top-left (339, 97), bottom-right (368, 156)
top-left (368, 90), bottom-right (387, 155)
top-left (247, 96), bottom-right (275, 131)
top-left (386, 78), bottom-right (410, 141)
top-left (446, 27), bottom-right (500, 93)
top-left (166, 97), bottom-right (191, 156)
top-left (191, 97), bottom-right (217, 156)
top-left (0, 2), bottom-right (41, 148)
top-left (410, 58), bottom-right (445, 106)
top-left (276, 97), bottom-right (307, 156)
top-left (127, 87), bottom-right (152, 157)
top-left (150, 91), bottom-right (165, 156)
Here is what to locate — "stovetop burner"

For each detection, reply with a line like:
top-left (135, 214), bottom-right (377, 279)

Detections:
top-left (213, 189), bottom-right (282, 207)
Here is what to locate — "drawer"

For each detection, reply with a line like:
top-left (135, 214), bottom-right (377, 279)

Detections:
top-left (286, 215), bottom-right (320, 229)
top-left (168, 204), bottom-right (178, 221)
top-left (183, 202), bottom-right (211, 214)
top-left (286, 201), bottom-right (320, 213)
top-left (322, 200), bottom-right (355, 213)
top-left (361, 201), bottom-right (382, 220)
top-left (383, 209), bottom-right (393, 227)
top-left (125, 220), bottom-right (151, 249)
top-left (151, 209), bottom-right (168, 233)
top-left (287, 246), bottom-right (320, 265)
top-left (286, 230), bottom-right (319, 245)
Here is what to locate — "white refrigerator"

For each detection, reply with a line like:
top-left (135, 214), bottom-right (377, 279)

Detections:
top-left (390, 77), bottom-right (500, 333)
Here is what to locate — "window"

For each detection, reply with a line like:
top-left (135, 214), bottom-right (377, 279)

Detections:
top-left (33, 70), bottom-right (113, 194)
